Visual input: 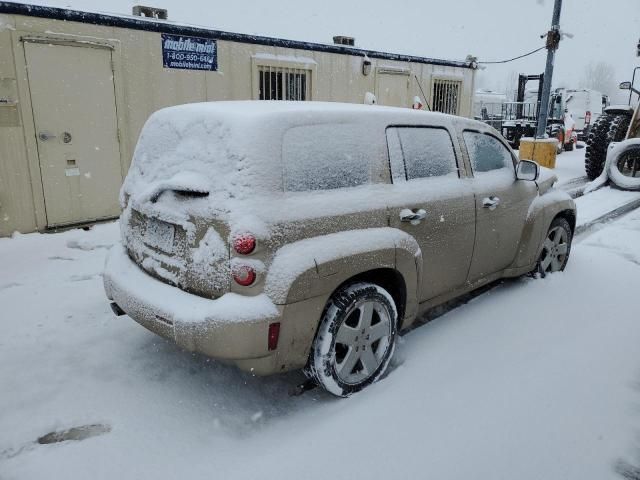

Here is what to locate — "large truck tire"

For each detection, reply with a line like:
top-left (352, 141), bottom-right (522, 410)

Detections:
top-left (585, 112), bottom-right (632, 179)
top-left (608, 140), bottom-right (640, 191)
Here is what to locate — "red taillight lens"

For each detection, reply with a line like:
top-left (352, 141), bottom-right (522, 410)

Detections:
top-left (233, 265), bottom-right (256, 286)
top-left (585, 111), bottom-right (591, 125)
top-left (233, 234), bottom-right (256, 255)
top-left (268, 322), bottom-right (280, 351)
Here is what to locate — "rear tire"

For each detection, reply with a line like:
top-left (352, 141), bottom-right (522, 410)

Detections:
top-left (585, 112), bottom-right (632, 179)
top-left (564, 138), bottom-right (575, 151)
top-left (556, 130), bottom-right (564, 154)
top-left (308, 282), bottom-right (398, 397)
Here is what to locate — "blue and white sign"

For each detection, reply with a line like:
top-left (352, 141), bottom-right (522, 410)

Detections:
top-left (161, 34), bottom-right (217, 71)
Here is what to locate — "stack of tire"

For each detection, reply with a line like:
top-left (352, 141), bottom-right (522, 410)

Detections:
top-left (584, 110), bottom-right (632, 179)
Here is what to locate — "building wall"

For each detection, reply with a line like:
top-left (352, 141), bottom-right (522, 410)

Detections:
top-left (0, 12), bottom-right (475, 236)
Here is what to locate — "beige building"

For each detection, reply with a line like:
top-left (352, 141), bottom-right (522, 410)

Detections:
top-left (0, 2), bottom-right (477, 236)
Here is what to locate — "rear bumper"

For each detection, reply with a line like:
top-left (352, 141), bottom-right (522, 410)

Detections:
top-left (103, 245), bottom-right (284, 369)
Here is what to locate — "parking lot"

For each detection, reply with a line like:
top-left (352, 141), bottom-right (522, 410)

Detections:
top-left (2, 147), bottom-right (640, 479)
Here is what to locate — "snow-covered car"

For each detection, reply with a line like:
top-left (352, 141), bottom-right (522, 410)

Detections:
top-left (103, 101), bottom-right (576, 397)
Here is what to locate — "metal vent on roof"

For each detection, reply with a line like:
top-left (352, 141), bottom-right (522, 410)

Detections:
top-left (132, 5), bottom-right (168, 19)
top-left (333, 36), bottom-right (355, 46)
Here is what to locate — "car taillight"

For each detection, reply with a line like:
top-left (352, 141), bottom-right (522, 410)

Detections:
top-left (233, 265), bottom-right (256, 286)
top-left (585, 111), bottom-right (591, 125)
top-left (268, 322), bottom-right (280, 351)
top-left (233, 234), bottom-right (256, 255)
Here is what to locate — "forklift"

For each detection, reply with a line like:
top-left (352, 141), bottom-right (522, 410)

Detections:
top-left (499, 74), bottom-right (544, 149)
top-left (491, 73), bottom-right (577, 152)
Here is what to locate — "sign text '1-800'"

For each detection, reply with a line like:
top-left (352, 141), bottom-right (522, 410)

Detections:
top-left (161, 34), bottom-right (218, 71)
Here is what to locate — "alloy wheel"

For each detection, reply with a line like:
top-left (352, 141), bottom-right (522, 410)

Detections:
top-left (333, 299), bottom-right (393, 385)
top-left (540, 226), bottom-right (569, 273)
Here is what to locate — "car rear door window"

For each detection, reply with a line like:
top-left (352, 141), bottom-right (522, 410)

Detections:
top-left (282, 123), bottom-right (372, 191)
top-left (386, 127), bottom-right (458, 182)
top-left (463, 131), bottom-right (514, 173)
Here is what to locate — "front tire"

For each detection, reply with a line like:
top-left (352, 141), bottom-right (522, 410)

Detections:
top-left (535, 217), bottom-right (573, 277)
top-left (308, 282), bottom-right (398, 397)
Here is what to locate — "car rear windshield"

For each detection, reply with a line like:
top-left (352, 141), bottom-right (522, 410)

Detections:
top-left (282, 123), bottom-right (374, 192)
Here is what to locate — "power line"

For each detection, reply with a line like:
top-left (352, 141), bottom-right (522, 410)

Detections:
top-left (478, 46), bottom-right (546, 65)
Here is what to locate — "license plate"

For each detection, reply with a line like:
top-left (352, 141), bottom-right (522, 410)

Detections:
top-left (145, 219), bottom-right (175, 252)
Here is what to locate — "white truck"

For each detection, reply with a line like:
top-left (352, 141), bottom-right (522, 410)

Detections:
top-left (549, 88), bottom-right (609, 140)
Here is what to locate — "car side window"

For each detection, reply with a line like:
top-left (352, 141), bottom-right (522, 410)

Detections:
top-left (282, 123), bottom-right (372, 191)
top-left (386, 126), bottom-right (458, 182)
top-left (463, 131), bottom-right (514, 173)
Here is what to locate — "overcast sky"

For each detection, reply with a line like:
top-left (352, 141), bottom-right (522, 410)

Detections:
top-left (27, 0), bottom-right (640, 101)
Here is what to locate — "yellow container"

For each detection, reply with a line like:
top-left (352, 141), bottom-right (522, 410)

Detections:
top-left (519, 137), bottom-right (558, 169)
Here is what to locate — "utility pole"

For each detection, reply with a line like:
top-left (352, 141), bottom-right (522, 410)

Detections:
top-left (535, 0), bottom-right (562, 138)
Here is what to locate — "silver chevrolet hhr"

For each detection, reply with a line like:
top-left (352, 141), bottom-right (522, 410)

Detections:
top-left (104, 102), bottom-right (576, 396)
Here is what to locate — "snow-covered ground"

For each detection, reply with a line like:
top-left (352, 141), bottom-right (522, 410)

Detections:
top-left (553, 144), bottom-right (590, 186)
top-left (2, 197), bottom-right (640, 479)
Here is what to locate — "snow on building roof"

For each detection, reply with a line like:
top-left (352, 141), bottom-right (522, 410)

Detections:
top-left (0, 1), bottom-right (476, 69)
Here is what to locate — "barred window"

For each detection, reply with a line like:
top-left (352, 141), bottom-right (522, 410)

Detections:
top-left (259, 67), bottom-right (309, 101)
top-left (432, 79), bottom-right (461, 115)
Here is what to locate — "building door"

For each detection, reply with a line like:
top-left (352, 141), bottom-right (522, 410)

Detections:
top-left (375, 69), bottom-right (410, 107)
top-left (24, 42), bottom-right (122, 227)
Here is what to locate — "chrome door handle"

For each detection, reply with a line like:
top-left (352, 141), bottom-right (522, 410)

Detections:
top-left (482, 196), bottom-right (501, 210)
top-left (400, 208), bottom-right (427, 225)
top-left (38, 131), bottom-right (57, 141)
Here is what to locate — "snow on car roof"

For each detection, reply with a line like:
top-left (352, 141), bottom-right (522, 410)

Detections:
top-left (122, 101), bottom-right (494, 239)
top-left (124, 101), bottom-right (432, 208)
top-left (150, 100), bottom-right (450, 117)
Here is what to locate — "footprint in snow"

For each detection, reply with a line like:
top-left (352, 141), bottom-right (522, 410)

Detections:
top-left (69, 273), bottom-right (103, 282)
top-left (66, 239), bottom-right (113, 251)
top-left (37, 424), bottom-right (111, 444)
top-left (0, 282), bottom-right (22, 291)
top-left (0, 424), bottom-right (111, 460)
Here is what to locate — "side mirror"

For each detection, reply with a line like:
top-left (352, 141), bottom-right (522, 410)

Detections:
top-left (516, 159), bottom-right (539, 181)
top-left (619, 81), bottom-right (632, 90)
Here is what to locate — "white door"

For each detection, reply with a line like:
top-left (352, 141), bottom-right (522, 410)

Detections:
top-left (25, 42), bottom-right (123, 227)
top-left (376, 69), bottom-right (410, 107)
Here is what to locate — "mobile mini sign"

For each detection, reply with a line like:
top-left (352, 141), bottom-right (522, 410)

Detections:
top-left (161, 34), bottom-right (218, 71)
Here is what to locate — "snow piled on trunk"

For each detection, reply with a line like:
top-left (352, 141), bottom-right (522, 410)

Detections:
top-left (121, 102), bottom-right (283, 212)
